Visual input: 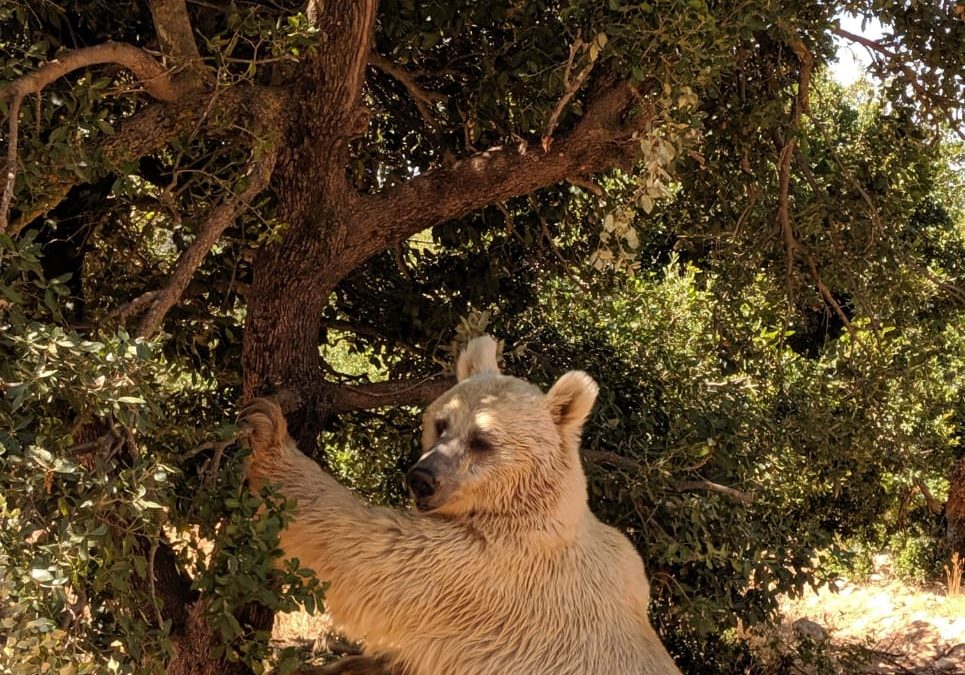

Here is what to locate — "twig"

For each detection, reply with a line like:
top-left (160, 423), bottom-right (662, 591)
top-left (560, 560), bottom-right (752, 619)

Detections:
top-left (542, 38), bottom-right (595, 152)
top-left (804, 253), bottom-right (855, 335)
top-left (113, 290), bottom-right (162, 322)
top-left (900, 253), bottom-right (965, 306)
top-left (147, 538), bottom-right (165, 629)
top-left (583, 449), bottom-right (638, 471)
top-left (532, 201), bottom-right (589, 290)
top-left (831, 27), bottom-right (962, 137)
top-left (369, 51), bottom-right (446, 128)
top-left (568, 176), bottom-right (604, 197)
top-left (584, 450), bottom-right (755, 504)
top-left (0, 96), bottom-right (22, 231)
top-left (675, 480), bottom-right (755, 504)
top-left (180, 434), bottom-right (241, 462)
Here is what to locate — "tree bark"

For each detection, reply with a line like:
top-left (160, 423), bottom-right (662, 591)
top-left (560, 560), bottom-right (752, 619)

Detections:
top-left (242, 1), bottom-right (377, 450)
top-left (947, 454), bottom-right (965, 559)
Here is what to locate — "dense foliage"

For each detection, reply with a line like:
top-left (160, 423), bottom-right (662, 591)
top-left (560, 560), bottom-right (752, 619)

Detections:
top-left (1, 0), bottom-right (963, 673)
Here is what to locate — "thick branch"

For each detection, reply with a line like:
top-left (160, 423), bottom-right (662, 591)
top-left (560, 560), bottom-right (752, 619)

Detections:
top-left (369, 51), bottom-right (446, 128)
top-left (134, 145), bottom-right (279, 338)
top-left (326, 374), bottom-right (455, 414)
top-left (148, 0), bottom-right (203, 79)
top-left (351, 83), bottom-right (641, 268)
top-left (0, 43), bottom-right (179, 104)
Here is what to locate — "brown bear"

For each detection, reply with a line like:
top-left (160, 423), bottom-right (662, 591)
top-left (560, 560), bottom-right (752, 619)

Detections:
top-left (244, 336), bottom-right (681, 675)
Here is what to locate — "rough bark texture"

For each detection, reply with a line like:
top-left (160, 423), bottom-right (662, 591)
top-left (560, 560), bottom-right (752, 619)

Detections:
top-left (242, 0), bottom-right (378, 449)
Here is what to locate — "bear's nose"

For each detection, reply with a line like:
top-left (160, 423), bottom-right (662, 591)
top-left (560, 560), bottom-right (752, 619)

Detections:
top-left (407, 467), bottom-right (437, 499)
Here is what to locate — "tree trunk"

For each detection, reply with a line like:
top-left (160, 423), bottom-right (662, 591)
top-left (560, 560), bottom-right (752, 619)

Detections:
top-left (242, 1), bottom-right (377, 450)
top-left (946, 454), bottom-right (965, 559)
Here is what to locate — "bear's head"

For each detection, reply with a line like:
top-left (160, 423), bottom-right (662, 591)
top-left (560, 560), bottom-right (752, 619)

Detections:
top-left (408, 336), bottom-right (598, 531)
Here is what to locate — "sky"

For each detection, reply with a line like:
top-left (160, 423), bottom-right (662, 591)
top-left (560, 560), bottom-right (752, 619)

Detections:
top-left (830, 13), bottom-right (885, 86)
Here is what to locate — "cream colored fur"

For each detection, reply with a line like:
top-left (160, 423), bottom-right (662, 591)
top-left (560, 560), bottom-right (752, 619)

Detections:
top-left (245, 336), bottom-right (681, 675)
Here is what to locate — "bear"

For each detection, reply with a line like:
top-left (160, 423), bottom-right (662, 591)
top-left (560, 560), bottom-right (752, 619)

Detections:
top-left (244, 335), bottom-right (681, 675)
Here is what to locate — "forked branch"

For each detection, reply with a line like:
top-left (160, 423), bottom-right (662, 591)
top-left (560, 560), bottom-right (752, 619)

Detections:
top-left (353, 82), bottom-right (645, 269)
top-left (542, 37), bottom-right (597, 151)
top-left (369, 52), bottom-right (447, 127)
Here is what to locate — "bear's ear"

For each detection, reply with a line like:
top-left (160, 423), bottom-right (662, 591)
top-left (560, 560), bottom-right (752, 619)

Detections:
top-left (546, 371), bottom-right (598, 436)
top-left (456, 335), bottom-right (501, 381)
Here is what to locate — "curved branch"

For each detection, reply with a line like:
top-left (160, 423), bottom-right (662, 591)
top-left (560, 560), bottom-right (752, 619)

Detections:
top-left (832, 26), bottom-right (963, 137)
top-left (0, 43), bottom-right (179, 104)
top-left (133, 145), bottom-right (279, 338)
top-left (831, 28), bottom-right (931, 103)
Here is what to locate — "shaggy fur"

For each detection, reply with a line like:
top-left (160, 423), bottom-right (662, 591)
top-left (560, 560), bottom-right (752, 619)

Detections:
top-left (245, 336), bottom-right (681, 675)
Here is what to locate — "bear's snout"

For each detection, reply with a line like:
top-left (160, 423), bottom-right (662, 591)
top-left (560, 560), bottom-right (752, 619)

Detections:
top-left (407, 467), bottom-right (437, 504)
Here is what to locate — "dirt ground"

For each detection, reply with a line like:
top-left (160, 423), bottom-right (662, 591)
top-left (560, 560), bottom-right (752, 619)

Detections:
top-left (749, 555), bottom-right (965, 674)
top-left (271, 555), bottom-right (965, 674)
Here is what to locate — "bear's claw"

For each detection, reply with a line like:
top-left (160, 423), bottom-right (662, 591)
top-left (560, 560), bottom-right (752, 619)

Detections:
top-left (240, 397), bottom-right (288, 452)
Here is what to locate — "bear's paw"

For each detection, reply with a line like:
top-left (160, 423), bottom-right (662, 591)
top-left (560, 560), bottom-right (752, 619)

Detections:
top-left (241, 397), bottom-right (288, 453)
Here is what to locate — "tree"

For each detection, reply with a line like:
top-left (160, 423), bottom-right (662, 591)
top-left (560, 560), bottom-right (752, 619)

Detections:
top-left (1, 1), bottom-right (963, 673)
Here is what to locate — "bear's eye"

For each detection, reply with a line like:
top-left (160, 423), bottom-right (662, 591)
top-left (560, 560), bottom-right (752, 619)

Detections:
top-left (434, 418), bottom-right (448, 437)
top-left (468, 432), bottom-right (494, 454)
